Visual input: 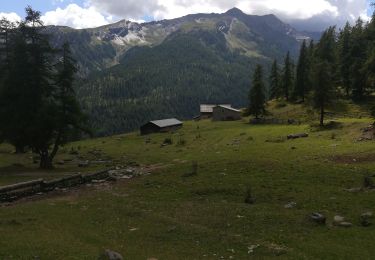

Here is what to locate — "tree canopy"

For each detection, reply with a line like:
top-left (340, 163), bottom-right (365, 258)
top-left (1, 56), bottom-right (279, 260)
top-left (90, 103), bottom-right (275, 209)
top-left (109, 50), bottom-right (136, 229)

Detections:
top-left (0, 7), bottom-right (88, 168)
top-left (249, 64), bottom-right (266, 119)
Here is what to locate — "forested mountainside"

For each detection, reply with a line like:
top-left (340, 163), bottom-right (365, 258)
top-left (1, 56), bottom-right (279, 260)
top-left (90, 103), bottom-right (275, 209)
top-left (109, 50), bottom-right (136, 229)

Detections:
top-left (77, 30), bottom-right (266, 135)
top-left (49, 8), bottom-right (313, 136)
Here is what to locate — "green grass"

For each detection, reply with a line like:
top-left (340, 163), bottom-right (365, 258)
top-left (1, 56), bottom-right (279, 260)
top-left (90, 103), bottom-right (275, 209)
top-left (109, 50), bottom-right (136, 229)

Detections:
top-left (0, 115), bottom-right (375, 259)
top-left (226, 19), bottom-right (263, 58)
top-left (180, 19), bottom-right (218, 32)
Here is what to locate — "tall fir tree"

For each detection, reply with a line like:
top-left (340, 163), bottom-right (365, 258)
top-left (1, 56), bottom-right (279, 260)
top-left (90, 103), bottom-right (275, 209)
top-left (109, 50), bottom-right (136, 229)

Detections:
top-left (38, 43), bottom-right (89, 168)
top-left (282, 51), bottom-right (293, 101)
top-left (0, 7), bottom-right (88, 168)
top-left (307, 40), bottom-right (315, 59)
top-left (0, 18), bottom-right (16, 137)
top-left (311, 26), bottom-right (337, 126)
top-left (0, 24), bottom-right (36, 153)
top-left (249, 64), bottom-right (266, 119)
top-left (350, 18), bottom-right (367, 100)
top-left (363, 13), bottom-right (375, 95)
top-left (294, 40), bottom-right (309, 101)
top-left (338, 22), bottom-right (353, 97)
top-left (269, 59), bottom-right (281, 99)
top-left (0, 18), bottom-right (16, 66)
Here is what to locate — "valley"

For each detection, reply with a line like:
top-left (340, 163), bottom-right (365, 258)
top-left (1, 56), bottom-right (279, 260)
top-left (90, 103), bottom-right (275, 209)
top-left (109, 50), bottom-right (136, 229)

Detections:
top-left (47, 8), bottom-right (316, 135)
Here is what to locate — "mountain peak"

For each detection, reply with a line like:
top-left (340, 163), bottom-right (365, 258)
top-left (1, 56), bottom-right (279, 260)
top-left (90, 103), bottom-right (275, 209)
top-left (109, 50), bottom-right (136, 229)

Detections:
top-left (225, 7), bottom-right (245, 16)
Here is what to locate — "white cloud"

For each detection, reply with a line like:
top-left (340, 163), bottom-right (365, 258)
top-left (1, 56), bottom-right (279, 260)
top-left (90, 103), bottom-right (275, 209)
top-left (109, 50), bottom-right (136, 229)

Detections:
top-left (239, 0), bottom-right (339, 19)
top-left (289, 0), bottom-right (370, 30)
top-left (152, 0), bottom-right (339, 20)
top-left (0, 12), bottom-right (22, 23)
top-left (84, 0), bottom-right (368, 30)
top-left (85, 0), bottom-right (161, 20)
top-left (36, 0), bottom-right (370, 30)
top-left (41, 4), bottom-right (113, 29)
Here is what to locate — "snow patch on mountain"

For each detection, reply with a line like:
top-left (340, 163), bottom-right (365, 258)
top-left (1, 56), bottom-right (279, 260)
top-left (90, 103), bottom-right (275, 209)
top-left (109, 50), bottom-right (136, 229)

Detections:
top-left (112, 29), bottom-right (149, 46)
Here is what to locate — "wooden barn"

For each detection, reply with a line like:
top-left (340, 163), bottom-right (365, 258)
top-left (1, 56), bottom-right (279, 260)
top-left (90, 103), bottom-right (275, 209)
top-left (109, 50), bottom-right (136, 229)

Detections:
top-left (200, 104), bottom-right (231, 119)
top-left (140, 118), bottom-right (183, 135)
top-left (212, 105), bottom-right (242, 121)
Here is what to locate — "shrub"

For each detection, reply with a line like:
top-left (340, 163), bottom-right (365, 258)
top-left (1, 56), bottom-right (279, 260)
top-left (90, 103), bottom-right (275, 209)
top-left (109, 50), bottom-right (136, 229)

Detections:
top-left (176, 134), bottom-right (186, 146)
top-left (163, 137), bottom-right (173, 145)
top-left (177, 138), bottom-right (186, 146)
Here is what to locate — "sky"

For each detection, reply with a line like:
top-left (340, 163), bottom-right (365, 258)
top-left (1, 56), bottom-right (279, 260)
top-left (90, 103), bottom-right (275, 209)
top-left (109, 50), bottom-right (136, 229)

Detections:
top-left (0, 0), bottom-right (374, 30)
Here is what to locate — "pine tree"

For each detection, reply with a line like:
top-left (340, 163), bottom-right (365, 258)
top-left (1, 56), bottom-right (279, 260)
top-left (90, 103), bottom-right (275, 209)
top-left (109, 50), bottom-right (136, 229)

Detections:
top-left (338, 22), bottom-right (352, 97)
top-left (38, 43), bottom-right (90, 168)
top-left (269, 59), bottom-right (281, 99)
top-left (307, 40), bottom-right (315, 59)
top-left (311, 27), bottom-right (337, 126)
top-left (0, 25), bottom-right (34, 153)
top-left (350, 18), bottom-right (367, 100)
top-left (0, 18), bottom-right (16, 65)
top-left (282, 51), bottom-right (293, 101)
top-left (249, 64), bottom-right (266, 119)
top-left (294, 40), bottom-right (309, 101)
top-left (363, 13), bottom-right (375, 96)
top-left (0, 7), bottom-right (88, 168)
top-left (0, 18), bottom-right (16, 139)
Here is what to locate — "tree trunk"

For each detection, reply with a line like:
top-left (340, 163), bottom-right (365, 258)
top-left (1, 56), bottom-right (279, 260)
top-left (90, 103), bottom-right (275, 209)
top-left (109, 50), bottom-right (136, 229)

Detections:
top-left (50, 132), bottom-right (61, 161)
top-left (38, 132), bottom-right (62, 169)
top-left (39, 150), bottom-right (53, 169)
top-left (320, 104), bottom-right (325, 127)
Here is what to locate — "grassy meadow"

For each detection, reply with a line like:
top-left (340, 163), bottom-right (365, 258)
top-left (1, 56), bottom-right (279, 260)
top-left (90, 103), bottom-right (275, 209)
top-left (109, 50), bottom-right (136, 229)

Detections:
top-left (0, 104), bottom-right (375, 259)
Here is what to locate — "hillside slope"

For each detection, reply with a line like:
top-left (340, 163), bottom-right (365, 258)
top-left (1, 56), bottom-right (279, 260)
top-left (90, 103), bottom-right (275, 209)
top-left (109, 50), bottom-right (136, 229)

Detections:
top-left (78, 30), bottom-right (266, 135)
top-left (0, 114), bottom-right (374, 258)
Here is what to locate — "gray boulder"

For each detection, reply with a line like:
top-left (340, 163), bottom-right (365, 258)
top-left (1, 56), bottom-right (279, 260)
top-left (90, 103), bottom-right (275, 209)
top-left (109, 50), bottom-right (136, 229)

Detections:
top-left (333, 215), bottom-right (345, 225)
top-left (99, 249), bottom-right (123, 260)
top-left (284, 202), bottom-right (297, 209)
top-left (338, 222), bottom-right (353, 228)
top-left (310, 213), bottom-right (326, 225)
top-left (360, 212), bottom-right (373, 227)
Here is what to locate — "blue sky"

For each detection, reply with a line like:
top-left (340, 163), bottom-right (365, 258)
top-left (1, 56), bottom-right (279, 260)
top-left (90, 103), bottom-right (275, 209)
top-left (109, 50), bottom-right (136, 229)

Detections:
top-left (0, 0), bottom-right (373, 30)
top-left (1, 0), bottom-right (84, 15)
top-left (369, 0), bottom-right (375, 15)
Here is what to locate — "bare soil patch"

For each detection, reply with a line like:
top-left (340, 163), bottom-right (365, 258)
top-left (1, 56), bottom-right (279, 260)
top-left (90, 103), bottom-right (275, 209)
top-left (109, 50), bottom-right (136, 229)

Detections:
top-left (357, 125), bottom-right (375, 141)
top-left (332, 153), bottom-right (375, 164)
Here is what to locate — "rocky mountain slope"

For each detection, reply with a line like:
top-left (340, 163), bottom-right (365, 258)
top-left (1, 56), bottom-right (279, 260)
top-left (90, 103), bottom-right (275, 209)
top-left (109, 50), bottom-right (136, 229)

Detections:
top-left (48, 8), bottom-right (313, 75)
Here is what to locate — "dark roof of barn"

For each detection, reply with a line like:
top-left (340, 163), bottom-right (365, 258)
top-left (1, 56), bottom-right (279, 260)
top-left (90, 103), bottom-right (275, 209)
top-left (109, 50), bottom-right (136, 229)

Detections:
top-left (149, 118), bottom-right (183, 128)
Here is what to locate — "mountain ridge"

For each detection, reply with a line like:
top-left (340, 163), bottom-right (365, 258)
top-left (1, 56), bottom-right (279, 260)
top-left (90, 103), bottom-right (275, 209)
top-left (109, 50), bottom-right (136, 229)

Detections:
top-left (47, 8), bottom-right (316, 75)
